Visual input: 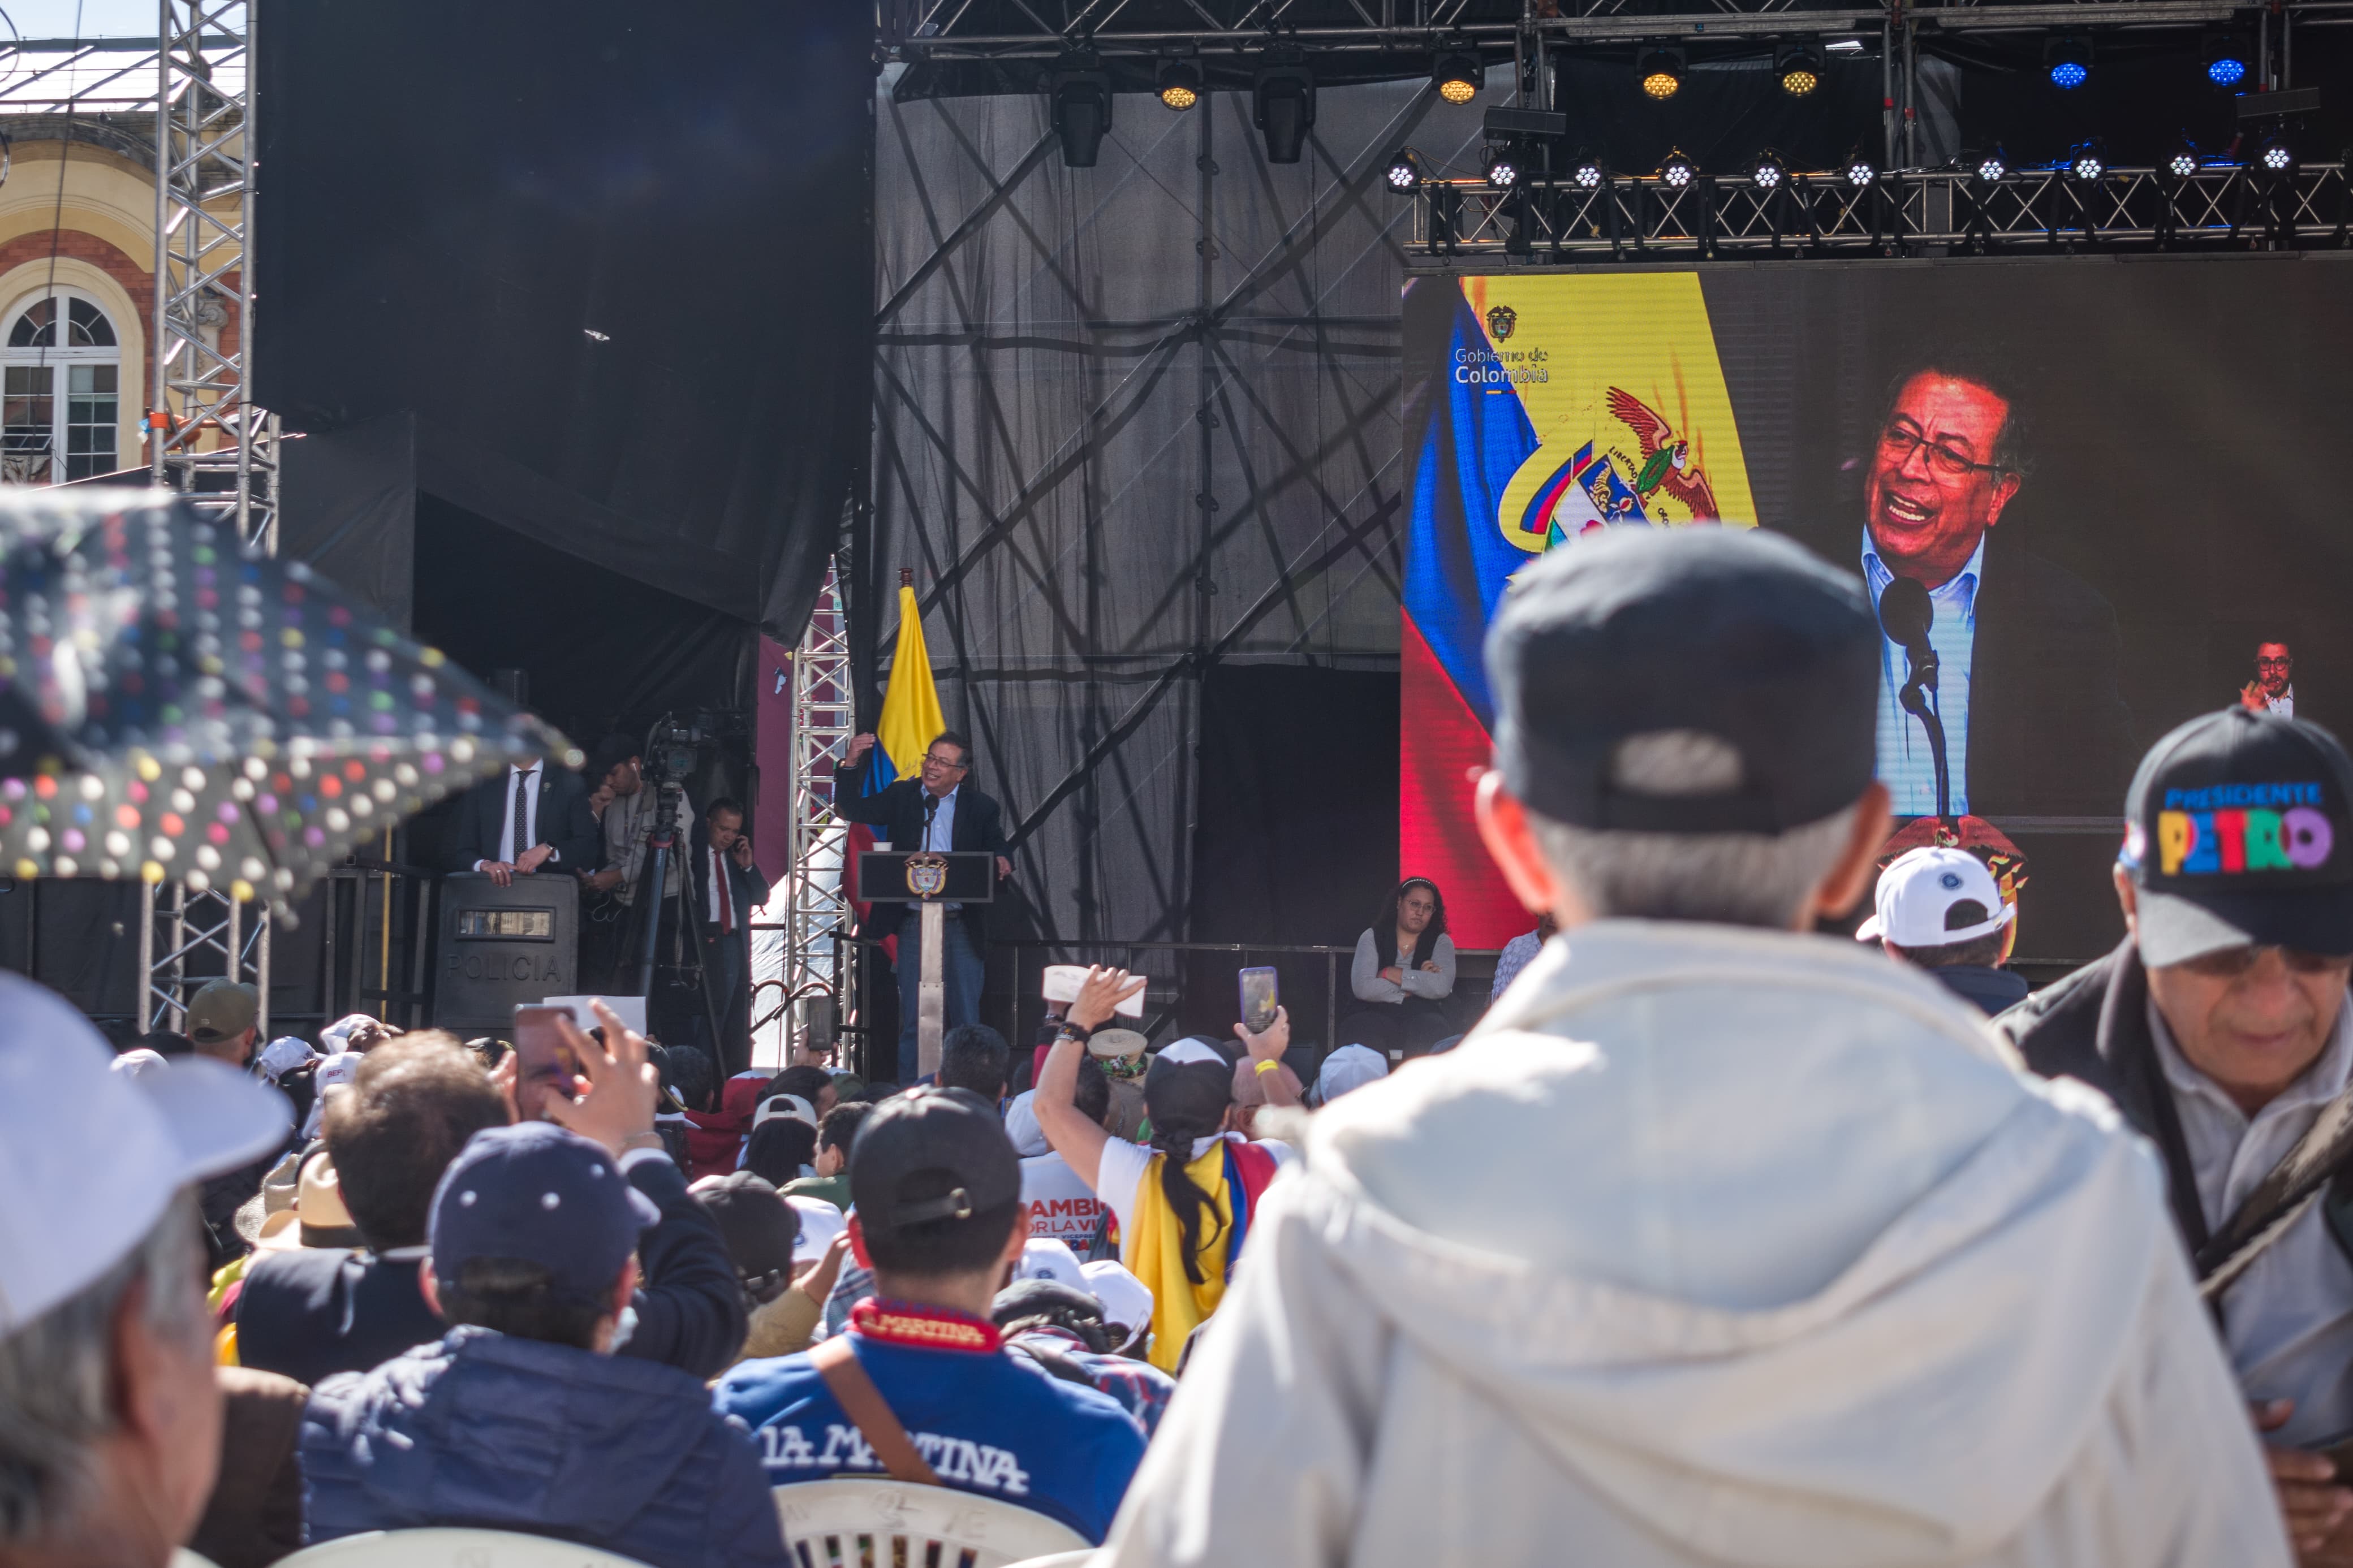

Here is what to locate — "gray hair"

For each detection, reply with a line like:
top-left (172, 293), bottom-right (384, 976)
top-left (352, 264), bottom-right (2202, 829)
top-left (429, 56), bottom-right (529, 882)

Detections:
top-left (0, 1189), bottom-right (208, 1544)
top-left (1529, 731), bottom-right (1860, 930)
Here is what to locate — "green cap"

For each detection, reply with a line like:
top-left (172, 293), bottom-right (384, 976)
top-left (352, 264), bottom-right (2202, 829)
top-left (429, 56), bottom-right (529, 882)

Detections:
top-left (187, 979), bottom-right (259, 1046)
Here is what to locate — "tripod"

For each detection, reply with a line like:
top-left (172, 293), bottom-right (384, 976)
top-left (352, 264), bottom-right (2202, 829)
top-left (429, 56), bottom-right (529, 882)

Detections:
top-left (630, 779), bottom-right (729, 1079)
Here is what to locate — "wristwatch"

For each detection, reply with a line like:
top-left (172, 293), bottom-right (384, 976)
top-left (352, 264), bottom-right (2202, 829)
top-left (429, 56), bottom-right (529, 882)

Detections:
top-left (1054, 1020), bottom-right (1095, 1046)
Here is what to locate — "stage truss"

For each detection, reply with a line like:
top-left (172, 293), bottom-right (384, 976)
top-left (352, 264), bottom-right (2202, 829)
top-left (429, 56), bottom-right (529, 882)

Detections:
top-left (776, 556), bottom-right (857, 1064)
top-left (148, 0), bottom-right (275, 1023)
top-left (1407, 162), bottom-right (2353, 258)
top-left (150, 0), bottom-right (277, 556)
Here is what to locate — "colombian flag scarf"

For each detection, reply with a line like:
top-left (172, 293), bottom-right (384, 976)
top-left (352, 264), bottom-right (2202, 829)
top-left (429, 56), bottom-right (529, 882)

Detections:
top-left (1127, 1138), bottom-right (1277, 1371)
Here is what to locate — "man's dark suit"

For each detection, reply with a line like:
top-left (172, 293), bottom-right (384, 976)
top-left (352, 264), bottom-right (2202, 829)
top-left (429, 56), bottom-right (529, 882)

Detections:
top-left (685, 834), bottom-right (766, 1077)
top-left (1779, 523), bottom-right (2135, 819)
top-left (1957, 531), bottom-right (2134, 817)
top-left (445, 763), bottom-right (601, 873)
top-left (830, 764), bottom-right (1012, 947)
top-left (833, 761), bottom-right (1011, 1082)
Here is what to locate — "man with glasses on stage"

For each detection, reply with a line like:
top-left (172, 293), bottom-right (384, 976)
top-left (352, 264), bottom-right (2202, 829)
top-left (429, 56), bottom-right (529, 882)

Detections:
top-left (1851, 354), bottom-right (2131, 818)
top-left (839, 729), bottom-right (1012, 1084)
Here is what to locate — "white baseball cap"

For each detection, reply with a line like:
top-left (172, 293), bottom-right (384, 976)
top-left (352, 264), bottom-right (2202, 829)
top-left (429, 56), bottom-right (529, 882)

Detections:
top-left (1080, 1258), bottom-right (1153, 1336)
top-left (1858, 845), bottom-right (2015, 948)
top-left (1013, 1237), bottom-right (1088, 1293)
top-left (755, 1093), bottom-right (818, 1132)
top-left (0, 973), bottom-right (290, 1337)
top-left (785, 1193), bottom-right (846, 1265)
top-left (1002, 1091), bottom-right (1050, 1157)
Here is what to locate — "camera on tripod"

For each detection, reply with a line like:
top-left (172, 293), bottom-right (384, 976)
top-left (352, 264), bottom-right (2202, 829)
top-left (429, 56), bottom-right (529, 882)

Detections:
top-left (645, 716), bottom-right (711, 787)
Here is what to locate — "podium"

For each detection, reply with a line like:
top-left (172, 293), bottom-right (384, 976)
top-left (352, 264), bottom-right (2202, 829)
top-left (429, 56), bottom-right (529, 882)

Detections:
top-left (859, 850), bottom-right (996, 1079)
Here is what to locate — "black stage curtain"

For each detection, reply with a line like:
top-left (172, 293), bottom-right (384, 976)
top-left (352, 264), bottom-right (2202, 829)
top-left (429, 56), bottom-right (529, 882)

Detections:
top-left (256, 0), bottom-right (872, 641)
top-left (1182, 663), bottom-right (1400, 1044)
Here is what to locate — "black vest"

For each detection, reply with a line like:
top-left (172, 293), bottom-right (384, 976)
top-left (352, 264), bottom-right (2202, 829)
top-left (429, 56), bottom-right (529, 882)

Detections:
top-left (236, 1249), bottom-right (445, 1386)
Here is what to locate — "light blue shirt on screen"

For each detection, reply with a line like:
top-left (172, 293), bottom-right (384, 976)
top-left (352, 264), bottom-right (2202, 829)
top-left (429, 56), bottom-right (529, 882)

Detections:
top-left (1860, 527), bottom-right (1983, 818)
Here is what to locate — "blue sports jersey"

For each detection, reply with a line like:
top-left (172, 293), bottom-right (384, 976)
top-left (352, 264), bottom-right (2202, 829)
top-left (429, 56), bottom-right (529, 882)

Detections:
top-left (713, 1302), bottom-right (1147, 1544)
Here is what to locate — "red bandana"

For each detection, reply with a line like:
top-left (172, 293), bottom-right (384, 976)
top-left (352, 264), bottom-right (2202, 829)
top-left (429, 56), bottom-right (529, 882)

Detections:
top-left (849, 1298), bottom-right (1003, 1353)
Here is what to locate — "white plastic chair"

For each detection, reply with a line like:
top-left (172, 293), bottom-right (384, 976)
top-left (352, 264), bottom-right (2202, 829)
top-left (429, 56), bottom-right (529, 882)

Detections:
top-left (774, 1479), bottom-right (1088, 1568)
top-left (276, 1527), bottom-right (657, 1568)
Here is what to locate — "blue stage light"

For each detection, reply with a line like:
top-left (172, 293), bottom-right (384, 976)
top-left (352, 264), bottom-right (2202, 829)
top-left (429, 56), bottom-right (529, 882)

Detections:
top-left (2208, 57), bottom-right (2246, 87)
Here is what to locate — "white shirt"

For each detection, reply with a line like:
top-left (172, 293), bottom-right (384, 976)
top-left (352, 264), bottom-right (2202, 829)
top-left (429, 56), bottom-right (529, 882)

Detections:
top-left (1021, 1151), bottom-right (1110, 1247)
top-left (1861, 527), bottom-right (1982, 817)
top-left (1093, 1132), bottom-right (1294, 1258)
top-left (706, 843), bottom-right (740, 929)
top-left (474, 763), bottom-right (544, 871)
top-left (2268, 686), bottom-right (2296, 718)
top-left (2151, 995), bottom-right (2353, 1447)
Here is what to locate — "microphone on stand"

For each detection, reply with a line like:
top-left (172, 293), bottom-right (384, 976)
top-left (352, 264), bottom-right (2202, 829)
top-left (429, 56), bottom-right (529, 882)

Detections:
top-left (921, 791), bottom-right (940, 852)
top-left (1877, 576), bottom-right (1952, 823)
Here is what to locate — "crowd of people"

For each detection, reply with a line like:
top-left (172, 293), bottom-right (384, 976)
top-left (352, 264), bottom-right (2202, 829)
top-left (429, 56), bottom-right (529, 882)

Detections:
top-left (11, 525), bottom-right (2353, 1566)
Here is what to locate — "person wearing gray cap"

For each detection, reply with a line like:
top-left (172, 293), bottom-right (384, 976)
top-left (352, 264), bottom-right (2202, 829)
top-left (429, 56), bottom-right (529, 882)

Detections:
top-left (2003, 707), bottom-right (2353, 1560)
top-left (0, 973), bottom-right (291, 1568)
top-left (1095, 527), bottom-right (2284, 1568)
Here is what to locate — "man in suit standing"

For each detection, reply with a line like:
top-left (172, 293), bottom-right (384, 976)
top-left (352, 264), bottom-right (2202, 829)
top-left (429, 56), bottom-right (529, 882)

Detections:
top-left (689, 797), bottom-right (767, 1078)
top-left (445, 756), bottom-right (601, 885)
top-left (837, 729), bottom-right (1012, 1083)
top-left (1852, 356), bottom-right (2131, 818)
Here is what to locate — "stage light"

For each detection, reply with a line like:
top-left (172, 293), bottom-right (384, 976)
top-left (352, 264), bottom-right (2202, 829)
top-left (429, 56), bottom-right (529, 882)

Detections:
top-left (1484, 144), bottom-right (1519, 188)
top-left (2045, 35), bottom-right (2090, 90)
top-left (2167, 145), bottom-right (2200, 179)
top-left (1846, 155), bottom-right (1877, 188)
top-left (1659, 148), bottom-right (1698, 188)
top-left (2066, 142), bottom-right (2106, 182)
top-left (1775, 43), bottom-right (1824, 98)
top-left (1639, 46), bottom-right (1686, 102)
top-left (1750, 149), bottom-right (1787, 191)
top-left (1382, 147), bottom-right (1422, 192)
top-left (1050, 67), bottom-right (1113, 168)
top-left (1253, 59), bottom-right (1316, 165)
top-left (1971, 151), bottom-right (2007, 184)
top-left (2260, 135), bottom-right (2296, 176)
top-left (1156, 58), bottom-right (1202, 112)
top-left (2204, 32), bottom-right (2249, 89)
top-left (1432, 49), bottom-right (1483, 105)
top-left (1570, 150), bottom-right (1605, 189)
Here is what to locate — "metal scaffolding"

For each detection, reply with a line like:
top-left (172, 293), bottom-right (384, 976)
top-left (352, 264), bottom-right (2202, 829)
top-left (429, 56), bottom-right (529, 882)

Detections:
top-left (136, 875), bottom-right (270, 1034)
top-left (150, 0), bottom-right (276, 556)
top-left (775, 557), bottom-right (858, 1063)
top-left (143, 1), bottom-right (272, 1028)
top-left (1408, 162), bottom-right (2353, 257)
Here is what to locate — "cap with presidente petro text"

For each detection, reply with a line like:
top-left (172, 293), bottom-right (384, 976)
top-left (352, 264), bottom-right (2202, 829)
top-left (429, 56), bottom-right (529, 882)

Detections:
top-left (2121, 706), bottom-right (2353, 966)
top-left (1483, 526), bottom-right (1880, 835)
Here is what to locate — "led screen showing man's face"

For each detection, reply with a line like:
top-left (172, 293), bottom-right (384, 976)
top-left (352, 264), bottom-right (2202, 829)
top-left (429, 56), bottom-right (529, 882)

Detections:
top-left (2258, 642), bottom-right (2294, 700)
top-left (1865, 373), bottom-right (2024, 588)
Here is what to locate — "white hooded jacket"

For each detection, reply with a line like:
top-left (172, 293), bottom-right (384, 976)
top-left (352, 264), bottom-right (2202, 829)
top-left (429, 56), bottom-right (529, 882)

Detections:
top-left (1099, 921), bottom-right (2289, 1567)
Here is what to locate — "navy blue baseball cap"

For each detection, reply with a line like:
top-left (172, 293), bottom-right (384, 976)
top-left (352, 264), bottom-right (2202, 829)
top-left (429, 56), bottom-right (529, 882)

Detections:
top-left (2121, 707), bottom-right (2353, 965)
top-left (1484, 527), bottom-right (1880, 833)
top-left (849, 1086), bottom-right (1020, 1238)
top-left (428, 1122), bottom-right (660, 1303)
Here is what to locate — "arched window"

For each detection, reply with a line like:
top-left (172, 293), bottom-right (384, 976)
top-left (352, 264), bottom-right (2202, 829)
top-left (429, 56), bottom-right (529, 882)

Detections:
top-left (1, 290), bottom-right (120, 485)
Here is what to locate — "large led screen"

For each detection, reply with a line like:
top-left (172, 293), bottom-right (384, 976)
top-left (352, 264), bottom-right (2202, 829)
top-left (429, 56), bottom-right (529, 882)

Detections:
top-left (1402, 258), bottom-right (2353, 957)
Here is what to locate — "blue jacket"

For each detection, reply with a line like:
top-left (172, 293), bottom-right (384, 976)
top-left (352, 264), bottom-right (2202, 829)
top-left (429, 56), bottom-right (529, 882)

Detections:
top-left (303, 1327), bottom-right (788, 1568)
top-left (713, 1311), bottom-right (1146, 1545)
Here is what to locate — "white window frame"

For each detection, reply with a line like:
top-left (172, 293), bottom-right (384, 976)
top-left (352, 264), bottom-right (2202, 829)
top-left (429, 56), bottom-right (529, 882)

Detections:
top-left (1, 286), bottom-right (123, 486)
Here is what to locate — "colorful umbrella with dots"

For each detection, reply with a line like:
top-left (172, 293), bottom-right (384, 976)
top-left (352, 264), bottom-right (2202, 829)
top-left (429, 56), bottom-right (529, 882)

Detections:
top-left (0, 489), bottom-right (572, 915)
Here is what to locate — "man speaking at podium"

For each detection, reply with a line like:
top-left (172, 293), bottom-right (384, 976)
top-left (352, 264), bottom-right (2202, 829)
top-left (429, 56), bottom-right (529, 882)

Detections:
top-left (1855, 355), bottom-right (2130, 818)
top-left (839, 729), bottom-right (1012, 1083)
